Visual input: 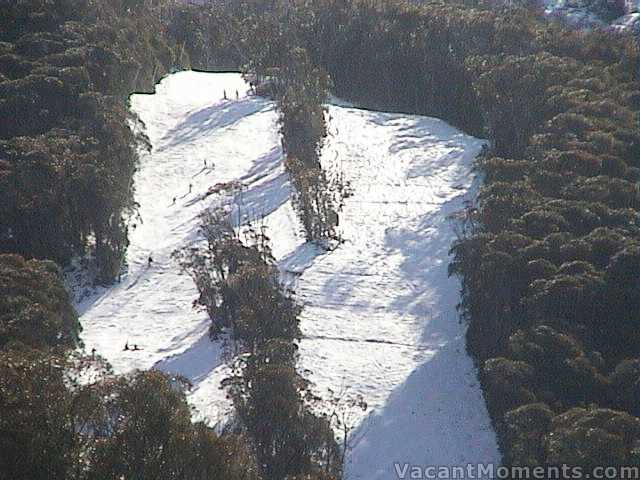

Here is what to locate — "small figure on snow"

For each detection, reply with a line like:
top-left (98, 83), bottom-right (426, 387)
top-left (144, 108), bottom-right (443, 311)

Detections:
top-left (91, 347), bottom-right (96, 359)
top-left (223, 89), bottom-right (227, 100)
top-left (124, 342), bottom-right (129, 351)
top-left (133, 344), bottom-right (140, 351)
top-left (235, 89), bottom-right (239, 100)
top-left (147, 255), bottom-right (153, 267)
top-left (172, 196), bottom-right (176, 205)
top-left (189, 183), bottom-right (193, 194)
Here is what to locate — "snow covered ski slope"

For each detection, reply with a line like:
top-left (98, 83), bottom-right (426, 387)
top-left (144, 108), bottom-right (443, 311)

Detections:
top-left (295, 107), bottom-right (500, 478)
top-left (73, 71), bottom-right (499, 477)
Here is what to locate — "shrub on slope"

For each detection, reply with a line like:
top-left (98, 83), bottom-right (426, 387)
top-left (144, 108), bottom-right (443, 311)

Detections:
top-left (0, 253), bottom-right (79, 350)
top-left (180, 207), bottom-right (342, 480)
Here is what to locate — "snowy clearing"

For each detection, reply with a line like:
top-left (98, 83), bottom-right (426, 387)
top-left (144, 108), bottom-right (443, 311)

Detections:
top-left (71, 71), bottom-right (499, 477)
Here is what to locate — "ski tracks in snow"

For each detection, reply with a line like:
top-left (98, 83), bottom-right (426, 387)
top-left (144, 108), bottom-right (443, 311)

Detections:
top-left (286, 107), bottom-right (499, 478)
top-left (72, 72), bottom-right (499, 478)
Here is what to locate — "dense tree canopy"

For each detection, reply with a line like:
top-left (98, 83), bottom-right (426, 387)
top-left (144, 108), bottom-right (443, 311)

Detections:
top-left (0, 254), bottom-right (79, 350)
top-left (0, 0), bottom-right (193, 283)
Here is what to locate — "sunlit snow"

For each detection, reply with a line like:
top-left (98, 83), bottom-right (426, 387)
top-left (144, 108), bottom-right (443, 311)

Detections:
top-left (72, 71), bottom-right (499, 478)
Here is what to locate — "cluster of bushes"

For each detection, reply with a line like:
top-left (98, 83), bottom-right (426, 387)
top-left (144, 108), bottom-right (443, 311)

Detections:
top-left (0, 254), bottom-right (79, 350)
top-left (0, 253), bottom-right (260, 480)
top-left (222, 0), bottom-right (640, 467)
top-left (274, 48), bottom-right (340, 243)
top-left (0, 0), bottom-right (197, 283)
top-left (179, 205), bottom-right (342, 480)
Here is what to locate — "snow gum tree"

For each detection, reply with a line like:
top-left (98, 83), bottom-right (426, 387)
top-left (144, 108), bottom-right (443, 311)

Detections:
top-left (182, 205), bottom-right (341, 480)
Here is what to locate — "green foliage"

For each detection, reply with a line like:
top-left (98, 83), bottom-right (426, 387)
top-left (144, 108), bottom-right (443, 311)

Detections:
top-left (177, 206), bottom-right (301, 346)
top-left (87, 370), bottom-right (259, 480)
top-left (183, 208), bottom-right (341, 480)
top-left (544, 407), bottom-right (640, 466)
top-left (0, 0), bottom-right (193, 283)
top-left (0, 348), bottom-right (78, 480)
top-left (483, 357), bottom-right (537, 416)
top-left (0, 254), bottom-right (79, 350)
top-left (0, 353), bottom-right (260, 480)
top-left (227, 340), bottom-right (341, 480)
top-left (275, 48), bottom-right (329, 166)
top-left (503, 403), bottom-right (554, 465)
top-left (610, 360), bottom-right (640, 416)
top-left (274, 47), bottom-right (339, 242)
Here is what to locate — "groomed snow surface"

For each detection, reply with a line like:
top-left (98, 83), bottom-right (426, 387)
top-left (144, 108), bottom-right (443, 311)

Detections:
top-left (72, 71), bottom-right (499, 478)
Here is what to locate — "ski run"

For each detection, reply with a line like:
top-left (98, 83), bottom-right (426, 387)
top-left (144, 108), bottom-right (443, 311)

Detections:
top-left (71, 71), bottom-right (499, 478)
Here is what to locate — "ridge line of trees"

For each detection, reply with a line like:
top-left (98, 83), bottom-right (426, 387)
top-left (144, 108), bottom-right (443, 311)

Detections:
top-left (178, 203), bottom-right (342, 480)
top-left (274, 47), bottom-right (341, 244)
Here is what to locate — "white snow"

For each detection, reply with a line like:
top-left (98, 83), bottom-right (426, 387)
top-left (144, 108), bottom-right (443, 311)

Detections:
top-left (543, 0), bottom-right (604, 28)
top-left (72, 71), bottom-right (499, 476)
top-left (542, 0), bottom-right (640, 33)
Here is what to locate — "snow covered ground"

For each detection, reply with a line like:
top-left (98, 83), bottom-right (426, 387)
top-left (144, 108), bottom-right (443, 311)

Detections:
top-left (543, 0), bottom-right (640, 32)
top-left (296, 108), bottom-right (499, 478)
top-left (72, 71), bottom-right (499, 477)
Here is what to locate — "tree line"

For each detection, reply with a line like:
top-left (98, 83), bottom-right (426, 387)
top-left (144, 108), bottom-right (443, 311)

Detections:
top-left (274, 47), bottom-right (340, 243)
top-left (0, 0), bottom-right (223, 283)
top-left (246, 44), bottom-right (340, 243)
top-left (178, 205), bottom-right (342, 480)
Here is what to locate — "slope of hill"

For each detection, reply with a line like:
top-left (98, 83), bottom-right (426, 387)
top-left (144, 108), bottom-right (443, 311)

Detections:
top-left (71, 70), bottom-right (499, 476)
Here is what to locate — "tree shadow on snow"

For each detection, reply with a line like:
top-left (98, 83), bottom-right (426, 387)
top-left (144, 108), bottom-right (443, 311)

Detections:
top-left (153, 331), bottom-right (225, 384)
top-left (344, 172), bottom-right (499, 479)
top-left (157, 97), bottom-right (274, 153)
